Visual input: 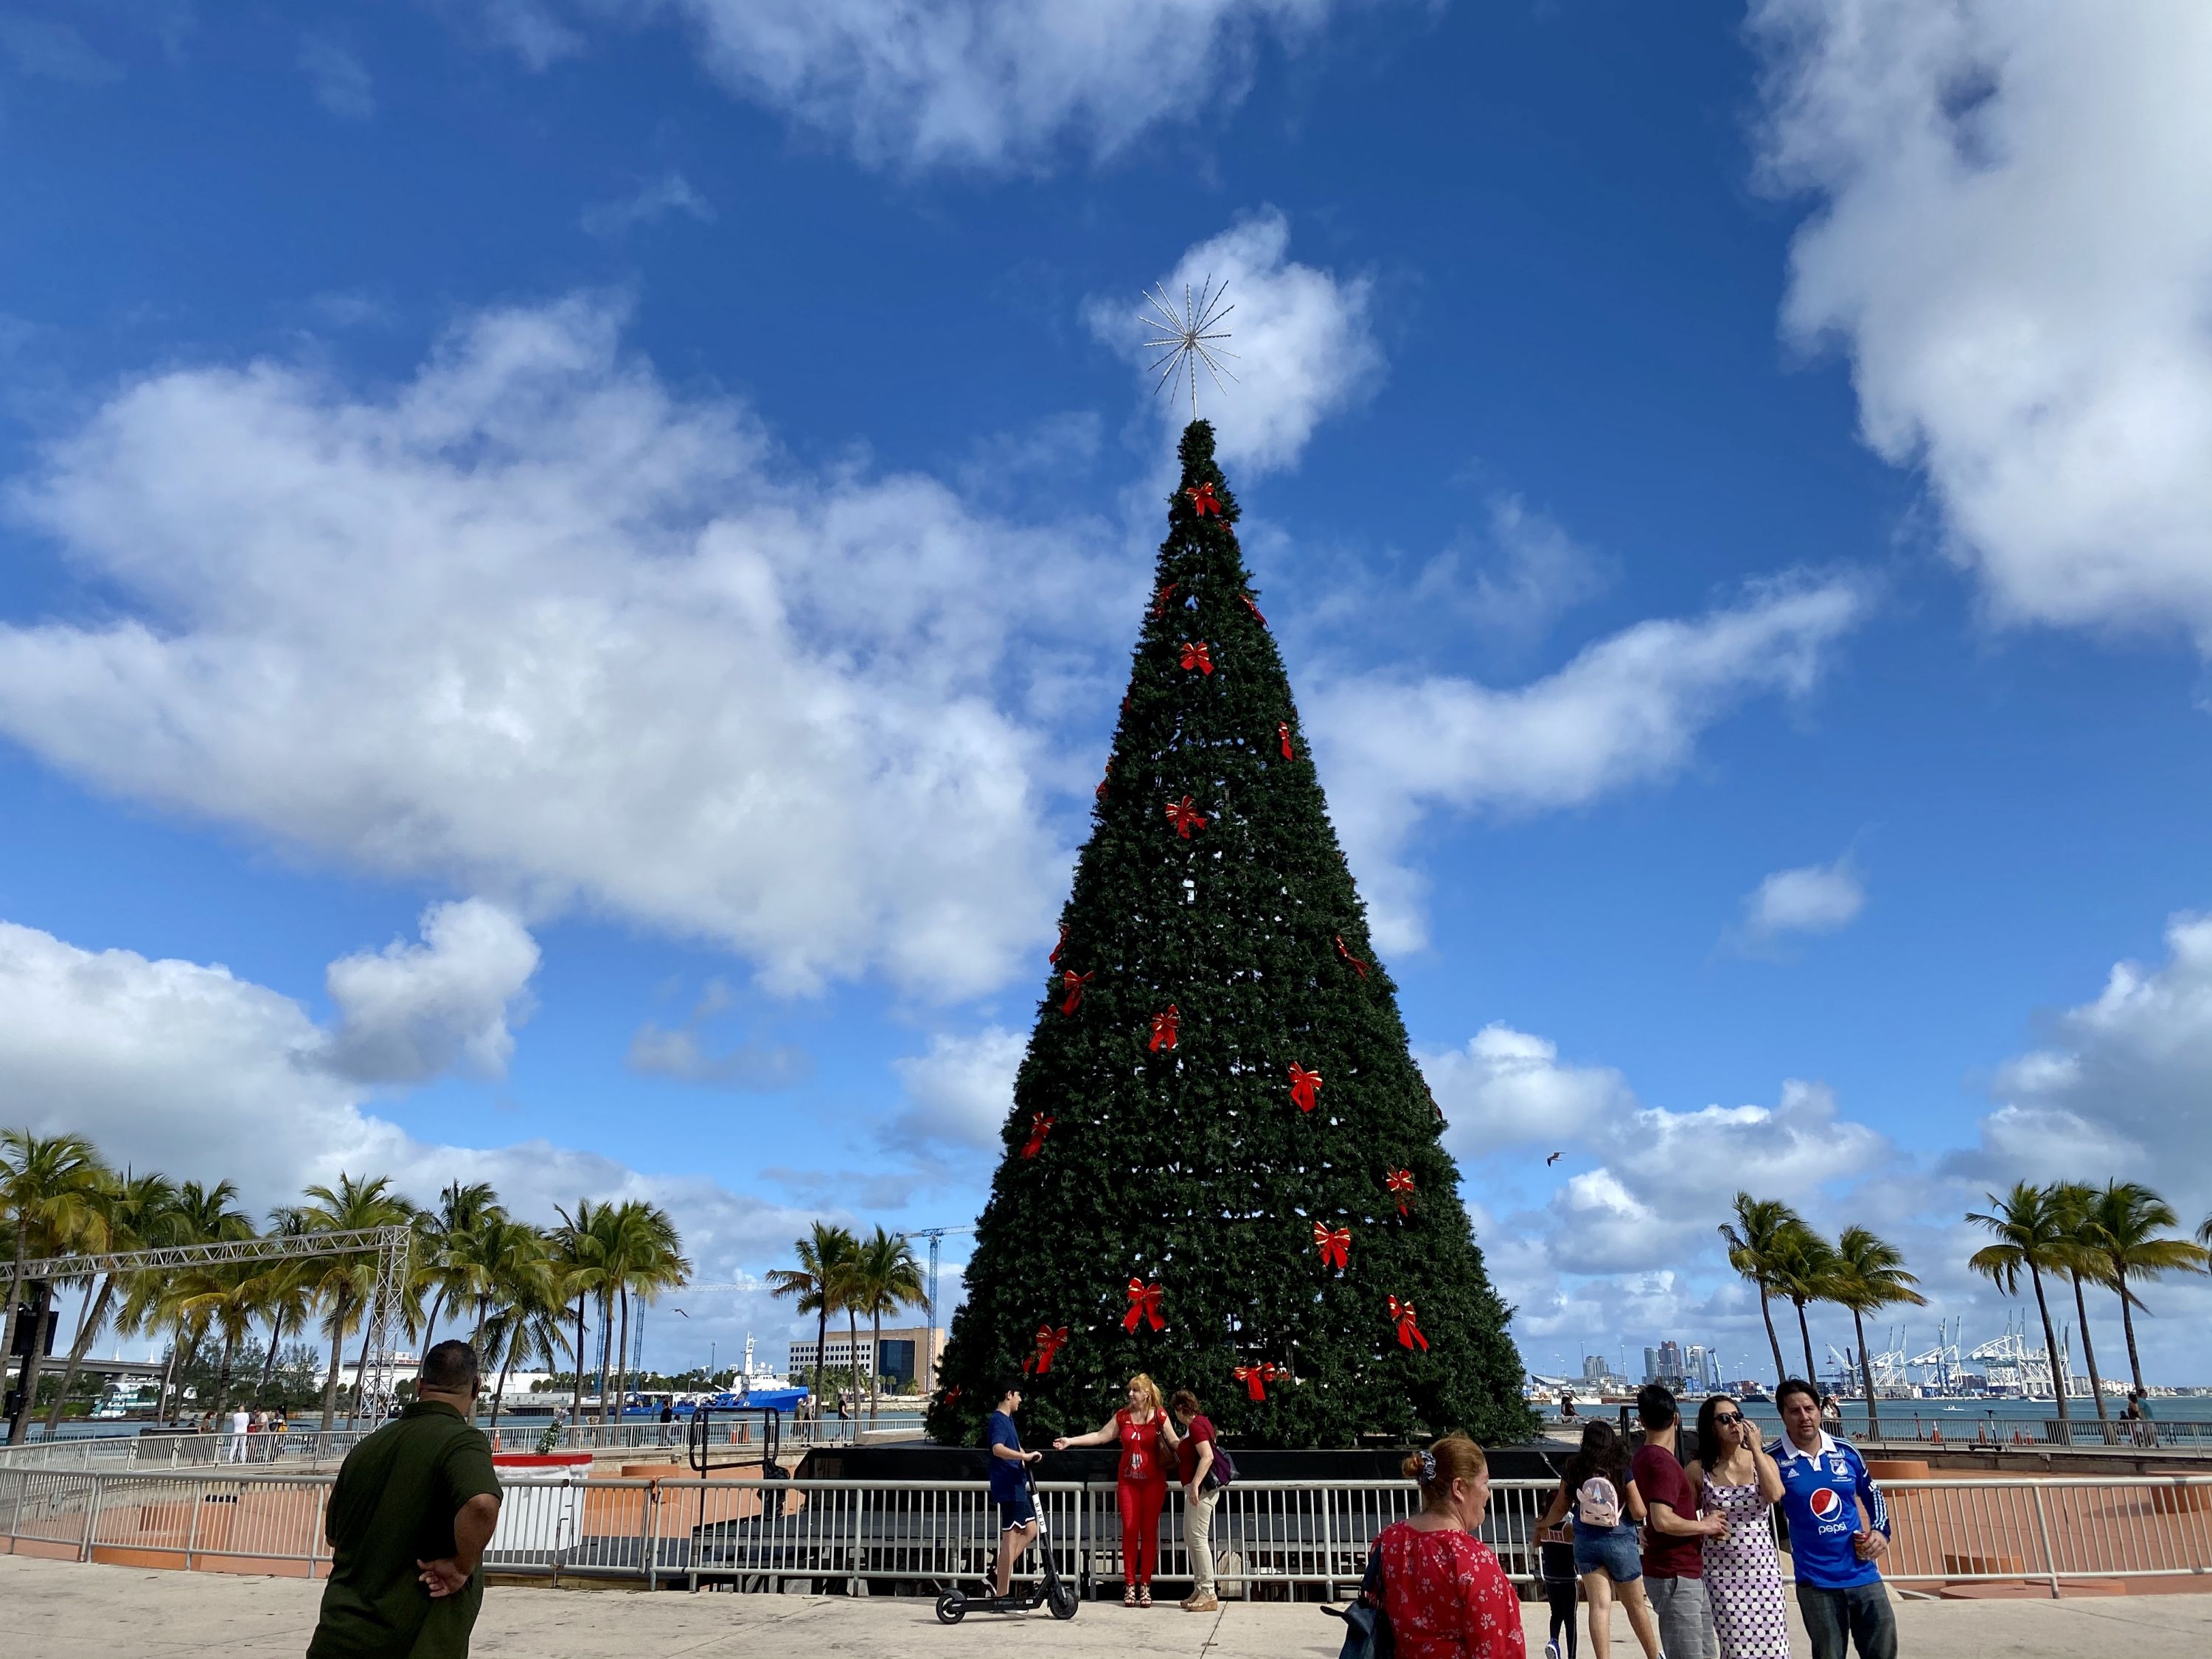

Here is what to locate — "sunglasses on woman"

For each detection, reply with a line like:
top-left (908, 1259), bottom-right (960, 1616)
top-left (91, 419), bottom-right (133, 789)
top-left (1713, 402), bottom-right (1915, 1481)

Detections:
top-left (1711, 1412), bottom-right (1744, 1427)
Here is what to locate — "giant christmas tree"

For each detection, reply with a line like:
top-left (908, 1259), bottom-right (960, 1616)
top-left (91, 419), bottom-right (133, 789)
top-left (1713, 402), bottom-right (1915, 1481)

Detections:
top-left (928, 422), bottom-right (1533, 1450)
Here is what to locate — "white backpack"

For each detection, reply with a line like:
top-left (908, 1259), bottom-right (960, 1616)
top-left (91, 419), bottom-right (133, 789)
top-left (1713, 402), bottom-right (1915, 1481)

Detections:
top-left (1576, 1474), bottom-right (1622, 1528)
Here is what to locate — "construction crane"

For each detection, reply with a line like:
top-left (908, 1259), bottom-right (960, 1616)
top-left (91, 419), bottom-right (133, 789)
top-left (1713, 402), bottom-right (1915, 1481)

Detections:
top-left (899, 1225), bottom-right (975, 1396)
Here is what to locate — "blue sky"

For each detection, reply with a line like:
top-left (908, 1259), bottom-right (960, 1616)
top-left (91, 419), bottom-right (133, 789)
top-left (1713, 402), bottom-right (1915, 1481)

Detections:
top-left (4, 1), bottom-right (2211, 1388)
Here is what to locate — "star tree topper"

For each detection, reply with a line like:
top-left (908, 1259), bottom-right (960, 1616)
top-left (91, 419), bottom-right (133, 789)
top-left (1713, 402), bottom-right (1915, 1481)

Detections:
top-left (1141, 276), bottom-right (1239, 417)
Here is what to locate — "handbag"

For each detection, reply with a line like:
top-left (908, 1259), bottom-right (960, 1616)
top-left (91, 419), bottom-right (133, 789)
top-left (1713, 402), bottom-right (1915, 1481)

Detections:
top-left (1205, 1441), bottom-right (1237, 1489)
top-left (1321, 1542), bottom-right (1394, 1659)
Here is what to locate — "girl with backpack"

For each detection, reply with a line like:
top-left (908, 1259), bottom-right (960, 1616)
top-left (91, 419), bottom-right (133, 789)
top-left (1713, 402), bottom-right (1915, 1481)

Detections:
top-left (1537, 1421), bottom-right (1665, 1659)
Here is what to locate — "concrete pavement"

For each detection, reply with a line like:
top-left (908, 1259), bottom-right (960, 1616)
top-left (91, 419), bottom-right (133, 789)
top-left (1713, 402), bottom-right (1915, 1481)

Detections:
top-left (6, 1553), bottom-right (2210, 1658)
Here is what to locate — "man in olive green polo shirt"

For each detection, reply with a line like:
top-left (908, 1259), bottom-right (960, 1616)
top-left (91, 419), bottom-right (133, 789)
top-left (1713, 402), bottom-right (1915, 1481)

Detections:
top-left (307, 1340), bottom-right (503, 1659)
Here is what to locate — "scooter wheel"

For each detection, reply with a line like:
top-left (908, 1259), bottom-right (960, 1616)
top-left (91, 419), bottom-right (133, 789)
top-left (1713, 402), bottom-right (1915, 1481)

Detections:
top-left (934, 1591), bottom-right (967, 1625)
top-left (1047, 1581), bottom-right (1079, 1621)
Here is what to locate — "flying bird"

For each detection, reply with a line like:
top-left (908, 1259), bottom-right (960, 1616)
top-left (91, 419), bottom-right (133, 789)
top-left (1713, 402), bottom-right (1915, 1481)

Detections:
top-left (672, 1308), bottom-right (690, 1318)
top-left (1545, 1152), bottom-right (1562, 1166)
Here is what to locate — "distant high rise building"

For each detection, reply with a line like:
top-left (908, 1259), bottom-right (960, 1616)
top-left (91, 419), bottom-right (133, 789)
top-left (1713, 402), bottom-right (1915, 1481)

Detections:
top-left (1658, 1340), bottom-right (1684, 1382)
top-left (1643, 1346), bottom-right (1660, 1383)
top-left (1583, 1354), bottom-right (1610, 1383)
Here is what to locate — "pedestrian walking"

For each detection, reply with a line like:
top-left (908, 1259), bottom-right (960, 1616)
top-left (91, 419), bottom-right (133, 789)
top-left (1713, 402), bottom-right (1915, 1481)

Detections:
top-left (1632, 1384), bottom-right (1728, 1659)
top-left (1688, 1395), bottom-right (1788, 1659)
top-left (1365, 1436), bottom-right (1524, 1658)
top-left (1054, 1372), bottom-right (1177, 1607)
top-left (1168, 1388), bottom-right (1221, 1613)
top-left (1537, 1420), bottom-right (1663, 1659)
top-left (306, 1340), bottom-right (503, 1659)
top-left (1769, 1378), bottom-right (1894, 1659)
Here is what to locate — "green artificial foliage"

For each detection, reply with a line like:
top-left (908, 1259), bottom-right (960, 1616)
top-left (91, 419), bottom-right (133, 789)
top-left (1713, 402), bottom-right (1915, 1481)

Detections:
top-left (927, 422), bottom-right (1534, 1451)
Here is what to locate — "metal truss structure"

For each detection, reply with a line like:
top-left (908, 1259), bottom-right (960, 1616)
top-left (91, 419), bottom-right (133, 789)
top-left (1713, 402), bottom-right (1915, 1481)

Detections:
top-left (12, 1225), bottom-right (413, 1426)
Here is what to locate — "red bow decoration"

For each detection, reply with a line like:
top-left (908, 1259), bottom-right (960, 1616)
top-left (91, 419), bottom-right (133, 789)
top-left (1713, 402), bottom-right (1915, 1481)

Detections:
top-left (1060, 970), bottom-right (1094, 1015)
top-left (1334, 935), bottom-right (1369, 980)
top-left (1234, 1362), bottom-right (1283, 1402)
top-left (1278, 722), bottom-right (1293, 760)
top-left (1179, 639), bottom-right (1215, 675)
top-left (1389, 1296), bottom-right (1427, 1352)
top-left (1186, 481), bottom-right (1222, 518)
top-left (941, 1385), bottom-right (962, 1407)
top-left (1123, 1277), bottom-right (1165, 1332)
top-left (1020, 1113), bottom-right (1055, 1159)
top-left (1152, 581), bottom-right (1179, 618)
top-left (1313, 1221), bottom-right (1351, 1270)
top-left (1165, 796), bottom-right (1208, 838)
top-left (1049, 925), bottom-right (1068, 965)
top-left (1025, 1325), bottom-right (1069, 1374)
top-left (1241, 593), bottom-right (1268, 628)
top-left (1386, 1168), bottom-right (1416, 1216)
top-left (1148, 1005), bottom-right (1180, 1053)
top-left (1288, 1062), bottom-right (1324, 1113)
top-left (1096, 768), bottom-right (1110, 801)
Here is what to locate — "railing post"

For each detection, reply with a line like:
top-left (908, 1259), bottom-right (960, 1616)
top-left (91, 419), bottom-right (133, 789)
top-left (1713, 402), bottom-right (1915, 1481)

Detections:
top-left (2029, 1484), bottom-right (2059, 1599)
top-left (644, 1482), bottom-right (659, 1591)
top-left (184, 1477), bottom-right (202, 1572)
top-left (78, 1473), bottom-right (104, 1562)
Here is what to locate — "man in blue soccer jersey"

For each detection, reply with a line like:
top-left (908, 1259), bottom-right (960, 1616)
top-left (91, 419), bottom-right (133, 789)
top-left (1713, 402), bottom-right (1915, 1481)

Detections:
top-left (1770, 1377), bottom-right (1896, 1659)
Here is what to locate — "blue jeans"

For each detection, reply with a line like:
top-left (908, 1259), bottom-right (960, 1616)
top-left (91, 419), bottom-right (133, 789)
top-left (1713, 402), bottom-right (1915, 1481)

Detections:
top-left (1571, 1524), bottom-right (1641, 1582)
top-left (1795, 1581), bottom-right (1896, 1659)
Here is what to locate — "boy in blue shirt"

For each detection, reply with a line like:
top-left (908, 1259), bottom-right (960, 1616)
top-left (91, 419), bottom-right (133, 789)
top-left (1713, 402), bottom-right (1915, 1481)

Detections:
top-left (1769, 1378), bottom-right (1895, 1659)
top-left (987, 1381), bottom-right (1043, 1599)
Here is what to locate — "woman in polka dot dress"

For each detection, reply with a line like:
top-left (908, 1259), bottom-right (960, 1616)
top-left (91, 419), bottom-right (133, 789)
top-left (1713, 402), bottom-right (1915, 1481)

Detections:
top-left (1687, 1394), bottom-right (1790, 1659)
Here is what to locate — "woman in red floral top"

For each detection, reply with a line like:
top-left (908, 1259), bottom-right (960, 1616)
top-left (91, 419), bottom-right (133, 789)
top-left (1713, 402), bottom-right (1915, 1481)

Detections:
top-left (1369, 1435), bottom-right (1526, 1659)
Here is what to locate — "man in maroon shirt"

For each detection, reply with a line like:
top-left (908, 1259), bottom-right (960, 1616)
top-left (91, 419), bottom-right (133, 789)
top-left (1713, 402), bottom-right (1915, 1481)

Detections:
top-left (1632, 1384), bottom-right (1728, 1659)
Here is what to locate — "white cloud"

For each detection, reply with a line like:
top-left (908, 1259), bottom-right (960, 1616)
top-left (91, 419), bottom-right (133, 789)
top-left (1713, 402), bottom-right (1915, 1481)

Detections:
top-left (625, 1023), bottom-right (813, 1091)
top-left (0, 916), bottom-right (815, 1281)
top-left (884, 1026), bottom-right (1025, 1150)
top-left (321, 898), bottom-right (540, 1084)
top-left (487, 1), bottom-right (1371, 172)
top-left (1093, 209), bottom-right (1382, 476)
top-left (1440, 494), bottom-right (1614, 643)
top-left (299, 33), bottom-right (375, 120)
top-left (1310, 576), bottom-right (1869, 950)
top-left (1739, 852), bottom-right (1865, 943)
top-left (580, 172), bottom-right (714, 239)
top-left (0, 18), bottom-right (122, 85)
top-left (1422, 1023), bottom-right (1632, 1152)
top-left (1753, 1), bottom-right (2212, 647)
top-left (0, 295), bottom-right (1110, 1001)
top-left (1963, 913), bottom-right (2212, 1231)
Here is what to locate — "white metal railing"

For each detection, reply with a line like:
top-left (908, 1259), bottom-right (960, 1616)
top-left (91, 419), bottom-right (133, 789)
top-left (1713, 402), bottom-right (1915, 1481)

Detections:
top-left (0, 1415), bottom-right (900, 1472)
top-left (6, 1470), bottom-right (2208, 1596)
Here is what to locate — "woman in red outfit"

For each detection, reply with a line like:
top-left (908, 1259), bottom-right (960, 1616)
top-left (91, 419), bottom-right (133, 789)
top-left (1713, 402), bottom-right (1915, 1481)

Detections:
top-left (1368, 1435), bottom-right (1526, 1659)
top-left (1054, 1373), bottom-right (1177, 1606)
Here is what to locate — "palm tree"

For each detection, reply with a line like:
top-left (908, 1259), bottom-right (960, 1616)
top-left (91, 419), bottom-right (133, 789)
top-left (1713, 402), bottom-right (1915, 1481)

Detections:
top-left (1968, 1180), bottom-right (2075, 1421)
top-left (175, 1253), bottom-right (268, 1418)
top-left (2049, 1183), bottom-right (2115, 1424)
top-left (550, 1200), bottom-right (609, 1425)
top-left (250, 1207), bottom-right (319, 1405)
top-left (415, 1181), bottom-right (504, 1354)
top-left (600, 1201), bottom-right (688, 1426)
top-left (298, 1175), bottom-right (417, 1428)
top-left (472, 1224), bottom-right (568, 1433)
top-left (2082, 1181), bottom-right (2207, 1399)
top-left (1, 1130), bottom-right (110, 1441)
top-left (1769, 1222), bottom-right (1838, 1384)
top-left (1824, 1226), bottom-right (1926, 1437)
top-left (1719, 1194), bottom-right (1804, 1388)
top-left (448, 1214), bottom-right (545, 1356)
top-left (44, 1169), bottom-right (179, 1434)
top-left (848, 1228), bottom-right (924, 1426)
top-left (125, 1178), bottom-right (250, 1422)
top-left (768, 1222), bottom-right (858, 1413)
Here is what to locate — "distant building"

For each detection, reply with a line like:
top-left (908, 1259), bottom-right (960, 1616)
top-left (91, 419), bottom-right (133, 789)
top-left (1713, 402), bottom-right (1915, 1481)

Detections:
top-left (785, 1326), bottom-right (950, 1394)
top-left (1582, 1354), bottom-right (1611, 1383)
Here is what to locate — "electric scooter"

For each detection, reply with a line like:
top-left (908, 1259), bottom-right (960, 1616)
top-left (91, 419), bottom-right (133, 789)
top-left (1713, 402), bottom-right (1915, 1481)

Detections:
top-left (934, 1464), bottom-right (1080, 1624)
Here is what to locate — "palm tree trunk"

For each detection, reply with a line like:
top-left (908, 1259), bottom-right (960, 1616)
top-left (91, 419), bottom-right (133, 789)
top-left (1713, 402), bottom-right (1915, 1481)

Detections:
top-left (613, 1286), bottom-right (631, 1432)
top-left (350, 1292), bottom-right (381, 1426)
top-left (846, 1304), bottom-right (859, 1424)
top-left (596, 1293), bottom-right (613, 1425)
top-left (44, 1275), bottom-right (114, 1433)
top-left (492, 1343), bottom-right (515, 1434)
top-left (2066, 1270), bottom-right (2109, 1424)
top-left (155, 1338), bottom-right (178, 1423)
top-left (1759, 1290), bottom-right (1786, 1387)
top-left (870, 1307), bottom-right (883, 1427)
top-left (813, 1304), bottom-right (829, 1411)
top-left (1794, 1296), bottom-right (1818, 1382)
top-left (571, 1295), bottom-right (586, 1425)
top-left (212, 1329), bottom-right (238, 1417)
top-left (2115, 1268), bottom-right (2148, 1397)
top-left (420, 1288), bottom-right (444, 1356)
top-left (320, 1294), bottom-right (348, 1429)
top-left (257, 1314), bottom-right (285, 1401)
top-left (2028, 1265), bottom-right (2069, 1421)
top-left (1853, 1307), bottom-right (1879, 1439)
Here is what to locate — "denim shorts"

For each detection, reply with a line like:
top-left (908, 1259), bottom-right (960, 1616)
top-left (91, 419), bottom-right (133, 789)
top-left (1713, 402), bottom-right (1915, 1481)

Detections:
top-left (1572, 1523), bottom-right (1643, 1582)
